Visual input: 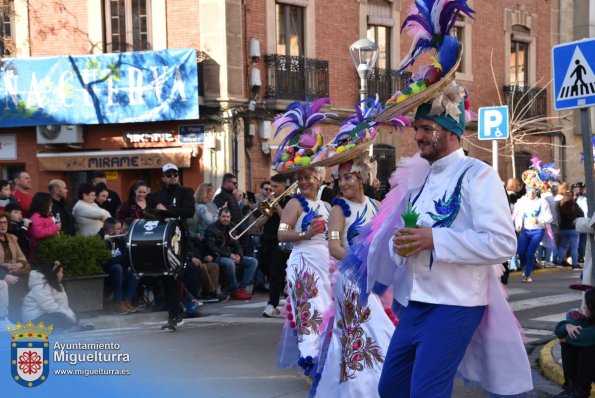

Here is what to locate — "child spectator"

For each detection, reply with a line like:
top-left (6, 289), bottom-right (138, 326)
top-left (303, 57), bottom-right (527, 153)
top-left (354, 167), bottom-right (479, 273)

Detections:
top-left (5, 203), bottom-right (31, 260)
top-left (0, 180), bottom-right (17, 211)
top-left (21, 261), bottom-right (78, 330)
top-left (27, 192), bottom-right (60, 261)
top-left (553, 287), bottom-right (595, 398)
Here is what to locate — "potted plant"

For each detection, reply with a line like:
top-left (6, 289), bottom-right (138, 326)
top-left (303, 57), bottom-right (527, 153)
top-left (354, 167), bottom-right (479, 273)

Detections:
top-left (36, 234), bottom-right (111, 313)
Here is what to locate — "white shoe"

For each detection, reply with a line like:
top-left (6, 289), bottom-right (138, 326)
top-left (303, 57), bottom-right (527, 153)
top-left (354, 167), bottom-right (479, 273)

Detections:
top-left (262, 304), bottom-right (280, 318)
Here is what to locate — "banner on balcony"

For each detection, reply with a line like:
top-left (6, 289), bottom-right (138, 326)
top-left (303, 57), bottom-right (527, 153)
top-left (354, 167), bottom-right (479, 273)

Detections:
top-left (0, 48), bottom-right (199, 128)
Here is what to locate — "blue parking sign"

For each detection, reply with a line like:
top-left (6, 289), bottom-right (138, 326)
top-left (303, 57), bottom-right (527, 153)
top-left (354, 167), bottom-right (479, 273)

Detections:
top-left (552, 37), bottom-right (595, 110)
top-left (478, 106), bottom-right (509, 140)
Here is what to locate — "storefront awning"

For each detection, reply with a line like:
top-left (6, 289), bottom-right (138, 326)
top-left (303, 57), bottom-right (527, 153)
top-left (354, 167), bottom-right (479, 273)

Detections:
top-left (37, 147), bottom-right (193, 171)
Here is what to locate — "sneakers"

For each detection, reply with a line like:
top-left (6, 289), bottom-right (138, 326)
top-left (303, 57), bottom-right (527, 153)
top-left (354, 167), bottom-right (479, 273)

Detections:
top-left (522, 276), bottom-right (533, 283)
top-left (262, 304), bottom-right (280, 318)
top-left (161, 312), bottom-right (185, 332)
top-left (216, 292), bottom-right (230, 303)
top-left (198, 293), bottom-right (219, 304)
top-left (114, 302), bottom-right (129, 315)
top-left (230, 288), bottom-right (252, 300)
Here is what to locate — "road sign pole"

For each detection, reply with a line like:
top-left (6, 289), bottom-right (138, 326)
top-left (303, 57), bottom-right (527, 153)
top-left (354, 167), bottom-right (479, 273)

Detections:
top-left (580, 108), bottom-right (595, 276)
top-left (492, 140), bottom-right (498, 172)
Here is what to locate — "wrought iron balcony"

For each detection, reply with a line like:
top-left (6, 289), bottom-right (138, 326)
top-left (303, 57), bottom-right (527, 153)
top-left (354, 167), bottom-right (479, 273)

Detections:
top-left (503, 85), bottom-right (547, 121)
top-left (264, 54), bottom-right (329, 101)
top-left (367, 68), bottom-right (411, 104)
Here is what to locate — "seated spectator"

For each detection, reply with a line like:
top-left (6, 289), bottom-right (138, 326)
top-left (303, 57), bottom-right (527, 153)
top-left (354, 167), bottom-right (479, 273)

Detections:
top-left (553, 288), bottom-right (595, 398)
top-left (0, 211), bottom-right (30, 321)
top-left (27, 192), bottom-right (60, 261)
top-left (72, 183), bottom-right (111, 236)
top-left (100, 218), bottom-right (139, 315)
top-left (21, 261), bottom-right (78, 330)
top-left (204, 208), bottom-right (257, 300)
top-left (5, 203), bottom-right (31, 260)
top-left (186, 240), bottom-right (228, 303)
top-left (117, 180), bottom-right (148, 221)
top-left (0, 179), bottom-right (17, 211)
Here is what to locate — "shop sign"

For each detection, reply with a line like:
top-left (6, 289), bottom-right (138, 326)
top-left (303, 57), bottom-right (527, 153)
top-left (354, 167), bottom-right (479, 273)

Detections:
top-left (0, 48), bottom-right (199, 128)
top-left (124, 131), bottom-right (176, 143)
top-left (0, 135), bottom-right (17, 160)
top-left (179, 124), bottom-right (205, 144)
top-left (37, 148), bottom-right (192, 171)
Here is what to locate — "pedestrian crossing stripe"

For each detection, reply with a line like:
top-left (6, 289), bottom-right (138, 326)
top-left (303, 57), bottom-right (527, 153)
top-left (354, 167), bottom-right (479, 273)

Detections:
top-left (556, 46), bottom-right (595, 101)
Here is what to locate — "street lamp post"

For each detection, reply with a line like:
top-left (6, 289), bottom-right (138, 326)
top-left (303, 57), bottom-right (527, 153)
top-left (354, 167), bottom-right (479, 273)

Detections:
top-left (349, 39), bottom-right (379, 102)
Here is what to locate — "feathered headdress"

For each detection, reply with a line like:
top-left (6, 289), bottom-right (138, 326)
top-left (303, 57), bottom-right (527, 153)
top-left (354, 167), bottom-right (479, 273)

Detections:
top-left (313, 96), bottom-right (409, 167)
top-left (399, 0), bottom-right (475, 74)
top-left (272, 98), bottom-right (336, 173)
top-left (521, 157), bottom-right (560, 191)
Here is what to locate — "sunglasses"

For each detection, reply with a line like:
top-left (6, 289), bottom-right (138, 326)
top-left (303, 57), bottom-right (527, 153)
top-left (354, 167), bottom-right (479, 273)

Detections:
top-left (165, 172), bottom-right (179, 178)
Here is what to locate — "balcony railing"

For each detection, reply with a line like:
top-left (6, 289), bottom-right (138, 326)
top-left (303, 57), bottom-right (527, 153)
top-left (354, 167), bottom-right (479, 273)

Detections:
top-left (367, 69), bottom-right (412, 104)
top-left (503, 85), bottom-right (547, 121)
top-left (264, 54), bottom-right (329, 101)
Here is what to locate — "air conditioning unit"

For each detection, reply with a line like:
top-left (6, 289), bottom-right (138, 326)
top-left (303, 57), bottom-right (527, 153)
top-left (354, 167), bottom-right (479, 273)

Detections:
top-left (36, 125), bottom-right (84, 145)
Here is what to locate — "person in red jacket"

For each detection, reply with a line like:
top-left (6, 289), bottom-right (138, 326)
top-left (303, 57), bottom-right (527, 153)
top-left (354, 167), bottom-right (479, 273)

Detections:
top-left (11, 171), bottom-right (33, 216)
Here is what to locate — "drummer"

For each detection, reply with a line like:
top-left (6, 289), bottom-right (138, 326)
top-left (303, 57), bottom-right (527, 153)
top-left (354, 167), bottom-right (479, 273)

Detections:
top-left (147, 163), bottom-right (196, 331)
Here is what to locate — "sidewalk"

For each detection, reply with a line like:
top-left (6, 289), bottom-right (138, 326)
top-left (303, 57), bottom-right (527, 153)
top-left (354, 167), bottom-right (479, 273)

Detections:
top-left (540, 339), bottom-right (595, 397)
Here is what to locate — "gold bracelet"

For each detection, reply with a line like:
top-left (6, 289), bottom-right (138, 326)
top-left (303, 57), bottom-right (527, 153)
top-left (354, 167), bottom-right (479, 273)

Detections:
top-left (298, 232), bottom-right (307, 239)
top-left (278, 223), bottom-right (293, 231)
top-left (329, 230), bottom-right (341, 240)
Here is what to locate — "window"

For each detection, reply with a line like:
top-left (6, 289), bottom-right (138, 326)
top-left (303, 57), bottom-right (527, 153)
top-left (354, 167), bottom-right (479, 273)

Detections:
top-left (367, 25), bottom-right (391, 69)
top-left (276, 3), bottom-right (304, 57)
top-left (0, 0), bottom-right (14, 56)
top-left (510, 25), bottom-right (530, 87)
top-left (104, 0), bottom-right (152, 53)
top-left (451, 14), bottom-right (465, 73)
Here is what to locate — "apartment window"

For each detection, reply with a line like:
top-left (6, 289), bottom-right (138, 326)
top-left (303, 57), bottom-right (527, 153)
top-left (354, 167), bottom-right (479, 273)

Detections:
top-left (276, 3), bottom-right (304, 57)
top-left (452, 15), bottom-right (466, 73)
top-left (105, 0), bottom-right (152, 53)
top-left (510, 25), bottom-right (530, 87)
top-left (0, 0), bottom-right (14, 56)
top-left (367, 25), bottom-right (391, 69)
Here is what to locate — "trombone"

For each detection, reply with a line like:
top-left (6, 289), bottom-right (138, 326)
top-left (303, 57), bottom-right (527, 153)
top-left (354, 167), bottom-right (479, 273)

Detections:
top-left (229, 181), bottom-right (298, 240)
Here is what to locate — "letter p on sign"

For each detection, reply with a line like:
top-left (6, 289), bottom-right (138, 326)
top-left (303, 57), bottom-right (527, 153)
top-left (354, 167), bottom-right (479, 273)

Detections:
top-left (478, 106), bottom-right (509, 140)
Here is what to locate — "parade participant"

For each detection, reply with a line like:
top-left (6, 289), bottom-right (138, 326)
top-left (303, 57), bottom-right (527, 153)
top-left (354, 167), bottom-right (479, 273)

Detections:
top-left (340, 1), bottom-right (533, 394)
top-left (147, 163), bottom-right (195, 331)
top-left (273, 98), bottom-right (335, 397)
top-left (553, 286), bottom-right (595, 398)
top-left (515, 159), bottom-right (556, 281)
top-left (260, 173), bottom-right (291, 318)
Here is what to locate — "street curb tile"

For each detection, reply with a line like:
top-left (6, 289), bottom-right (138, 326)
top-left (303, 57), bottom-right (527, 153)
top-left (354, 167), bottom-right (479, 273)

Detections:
top-left (539, 339), bottom-right (595, 397)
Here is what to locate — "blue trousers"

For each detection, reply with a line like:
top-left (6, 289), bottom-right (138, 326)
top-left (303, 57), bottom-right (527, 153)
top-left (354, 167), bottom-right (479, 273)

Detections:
top-left (378, 301), bottom-right (485, 398)
top-left (516, 228), bottom-right (545, 277)
top-left (216, 256), bottom-right (258, 292)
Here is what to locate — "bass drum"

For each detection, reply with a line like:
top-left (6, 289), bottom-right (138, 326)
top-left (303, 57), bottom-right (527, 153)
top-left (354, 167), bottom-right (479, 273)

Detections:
top-left (127, 219), bottom-right (187, 276)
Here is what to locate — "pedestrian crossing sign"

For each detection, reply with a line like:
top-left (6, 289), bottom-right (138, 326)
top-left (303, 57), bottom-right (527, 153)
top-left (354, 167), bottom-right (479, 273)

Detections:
top-left (552, 38), bottom-right (595, 111)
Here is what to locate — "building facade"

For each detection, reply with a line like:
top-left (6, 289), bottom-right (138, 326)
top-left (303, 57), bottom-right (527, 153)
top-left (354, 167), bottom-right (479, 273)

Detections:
top-left (0, 0), bottom-right (566, 202)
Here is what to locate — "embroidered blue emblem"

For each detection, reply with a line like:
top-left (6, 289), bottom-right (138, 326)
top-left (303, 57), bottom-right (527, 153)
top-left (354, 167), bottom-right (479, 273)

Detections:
top-left (347, 204), bottom-right (368, 246)
top-left (427, 167), bottom-right (471, 228)
top-left (301, 205), bottom-right (319, 232)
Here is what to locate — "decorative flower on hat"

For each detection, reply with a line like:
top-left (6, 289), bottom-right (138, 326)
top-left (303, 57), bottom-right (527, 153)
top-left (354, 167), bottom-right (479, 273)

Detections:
top-left (428, 81), bottom-right (465, 121)
top-left (272, 98), bottom-right (336, 173)
top-left (313, 96), bottom-right (409, 166)
top-left (521, 157), bottom-right (560, 191)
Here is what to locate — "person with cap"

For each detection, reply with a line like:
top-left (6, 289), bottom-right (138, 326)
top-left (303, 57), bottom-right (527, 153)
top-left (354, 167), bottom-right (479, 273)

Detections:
top-left (91, 171), bottom-right (122, 218)
top-left (147, 163), bottom-right (196, 331)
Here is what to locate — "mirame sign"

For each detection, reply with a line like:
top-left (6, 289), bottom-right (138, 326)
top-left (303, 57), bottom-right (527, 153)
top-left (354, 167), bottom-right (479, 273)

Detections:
top-left (0, 48), bottom-right (199, 127)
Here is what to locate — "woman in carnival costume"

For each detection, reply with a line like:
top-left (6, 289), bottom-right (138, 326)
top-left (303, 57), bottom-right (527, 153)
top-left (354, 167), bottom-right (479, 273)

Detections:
top-left (342, 1), bottom-right (533, 396)
top-left (273, 98), bottom-right (335, 397)
top-left (315, 97), bottom-right (408, 397)
top-left (514, 158), bottom-right (557, 282)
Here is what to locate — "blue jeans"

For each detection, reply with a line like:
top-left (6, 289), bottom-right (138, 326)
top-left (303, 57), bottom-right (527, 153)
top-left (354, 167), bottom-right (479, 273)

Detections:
top-left (517, 228), bottom-right (545, 277)
top-left (216, 256), bottom-right (258, 292)
top-left (103, 263), bottom-right (139, 303)
top-left (557, 229), bottom-right (579, 267)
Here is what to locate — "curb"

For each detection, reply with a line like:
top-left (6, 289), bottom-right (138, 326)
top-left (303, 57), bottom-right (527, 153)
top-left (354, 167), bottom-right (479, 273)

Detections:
top-left (511, 266), bottom-right (577, 276)
top-left (539, 339), bottom-right (595, 397)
